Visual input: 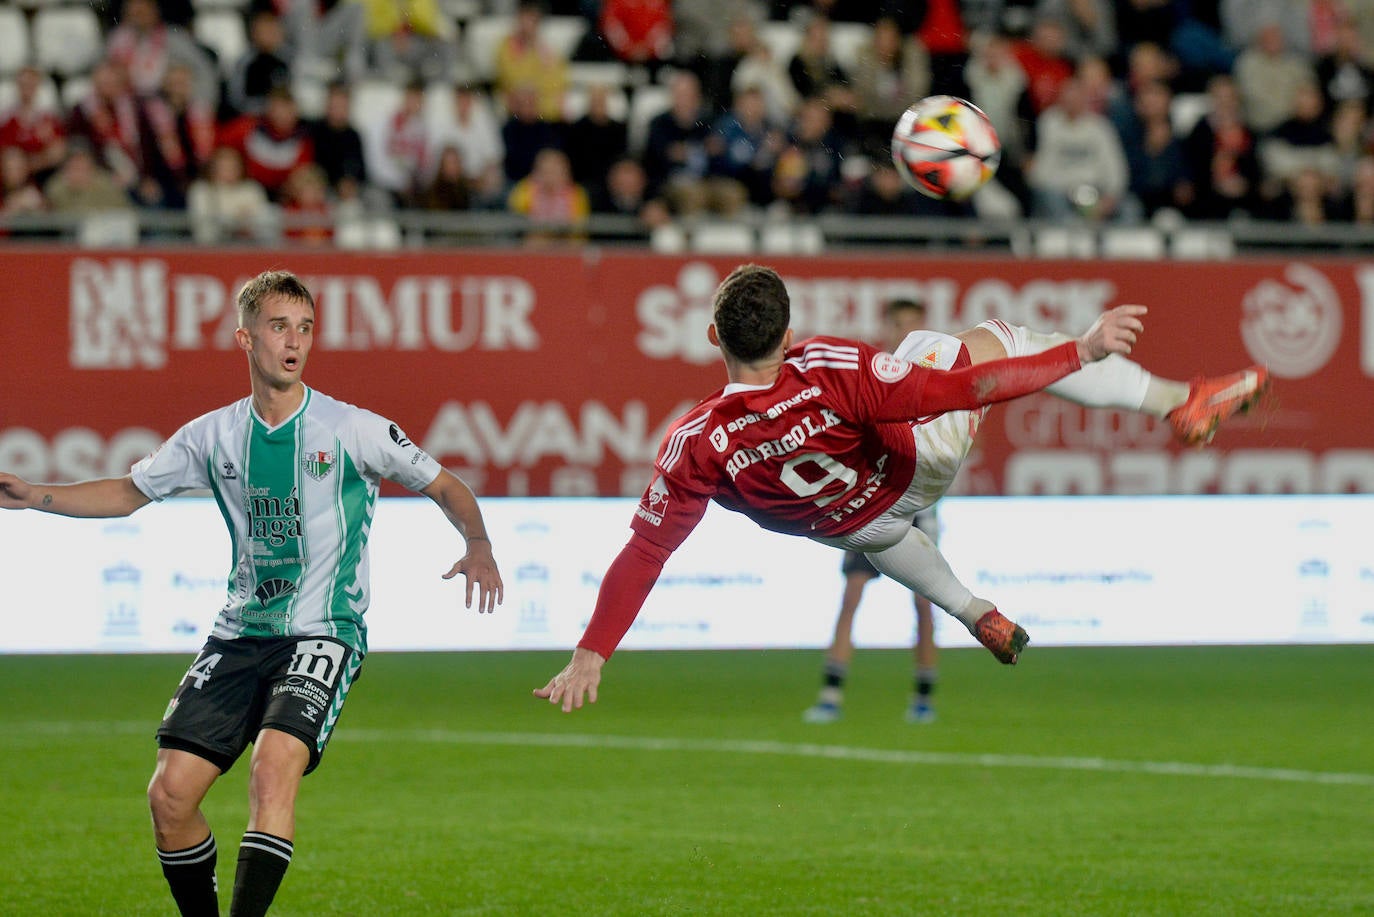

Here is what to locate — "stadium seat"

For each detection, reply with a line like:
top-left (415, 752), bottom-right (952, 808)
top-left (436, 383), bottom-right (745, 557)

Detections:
top-left (757, 22), bottom-right (802, 69)
top-left (0, 7), bottom-right (31, 77)
top-left (649, 223), bottom-right (687, 253)
top-left (336, 216), bottom-right (403, 250)
top-left (1170, 227), bottom-right (1235, 259)
top-left (567, 61), bottom-right (631, 90)
top-left (1100, 227), bottom-right (1166, 259)
top-left (0, 71), bottom-right (60, 113)
top-left (760, 222), bottom-right (823, 254)
top-left (78, 211), bottom-right (140, 248)
top-left (626, 83), bottom-right (670, 156)
top-left (1170, 93), bottom-right (1211, 137)
top-left (291, 74), bottom-right (328, 121)
top-left (439, 0), bottom-right (482, 22)
top-left (464, 15), bottom-right (514, 83)
top-left (541, 16), bottom-right (587, 62)
top-left (827, 22), bottom-right (872, 74)
top-left (32, 6), bottom-right (103, 78)
top-left (59, 75), bottom-right (91, 112)
top-left (1033, 225), bottom-right (1096, 258)
top-left (561, 84), bottom-right (628, 122)
top-left (193, 9), bottom-right (249, 77)
top-left (691, 222), bottom-right (755, 253)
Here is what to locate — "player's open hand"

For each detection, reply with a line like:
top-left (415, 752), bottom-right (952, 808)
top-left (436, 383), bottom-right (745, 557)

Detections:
top-left (441, 540), bottom-right (504, 614)
top-left (1077, 304), bottom-right (1147, 363)
top-left (0, 472), bottom-right (34, 510)
top-left (534, 647), bottom-right (605, 713)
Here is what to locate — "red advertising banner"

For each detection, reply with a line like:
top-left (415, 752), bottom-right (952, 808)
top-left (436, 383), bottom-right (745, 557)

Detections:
top-left (1, 248), bottom-right (1370, 496)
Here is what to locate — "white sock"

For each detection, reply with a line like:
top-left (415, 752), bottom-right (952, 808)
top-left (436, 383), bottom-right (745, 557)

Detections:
top-left (867, 527), bottom-right (993, 630)
top-left (979, 321), bottom-right (1188, 417)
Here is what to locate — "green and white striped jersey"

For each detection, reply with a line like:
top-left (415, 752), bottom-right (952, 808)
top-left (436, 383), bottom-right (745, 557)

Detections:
top-left (131, 387), bottom-right (442, 654)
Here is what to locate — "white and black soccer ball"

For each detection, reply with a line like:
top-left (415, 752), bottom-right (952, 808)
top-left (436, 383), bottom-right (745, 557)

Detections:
top-left (891, 95), bottom-right (1002, 201)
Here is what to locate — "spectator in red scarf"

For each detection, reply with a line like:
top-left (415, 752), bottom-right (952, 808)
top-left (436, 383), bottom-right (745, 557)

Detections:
top-left (0, 67), bottom-right (67, 183)
top-left (105, 0), bottom-right (218, 103)
top-left (507, 147), bottom-right (589, 247)
top-left (281, 162), bottom-right (334, 245)
top-left (67, 60), bottom-right (145, 193)
top-left (140, 62), bottom-right (217, 208)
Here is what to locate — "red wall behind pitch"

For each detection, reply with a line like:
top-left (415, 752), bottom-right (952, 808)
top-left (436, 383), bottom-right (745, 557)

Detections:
top-left (1, 249), bottom-right (1369, 495)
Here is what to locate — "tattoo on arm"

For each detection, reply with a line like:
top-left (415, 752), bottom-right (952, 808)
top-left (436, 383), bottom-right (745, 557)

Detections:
top-left (41, 494), bottom-right (52, 507)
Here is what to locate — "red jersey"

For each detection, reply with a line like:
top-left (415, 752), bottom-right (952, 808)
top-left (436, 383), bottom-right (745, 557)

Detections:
top-left (577, 336), bottom-right (1083, 659)
top-left (633, 336), bottom-right (939, 551)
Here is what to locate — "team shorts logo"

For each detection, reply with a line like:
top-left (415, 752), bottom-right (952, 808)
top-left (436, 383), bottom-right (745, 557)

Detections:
top-left (288, 639), bottom-right (348, 687)
top-left (635, 475), bottom-right (670, 527)
top-left (709, 425), bottom-right (728, 452)
top-left (871, 352), bottom-right (913, 382)
top-left (302, 450), bottom-right (335, 480)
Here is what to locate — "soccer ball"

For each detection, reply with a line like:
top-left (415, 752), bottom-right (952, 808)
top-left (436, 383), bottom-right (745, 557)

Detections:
top-left (891, 95), bottom-right (1001, 201)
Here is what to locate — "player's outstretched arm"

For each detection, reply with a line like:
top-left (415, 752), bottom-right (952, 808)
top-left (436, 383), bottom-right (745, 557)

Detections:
top-left (533, 647), bottom-right (606, 713)
top-left (0, 472), bottom-right (150, 517)
top-left (1076, 304), bottom-right (1146, 363)
top-left (421, 470), bottom-right (504, 614)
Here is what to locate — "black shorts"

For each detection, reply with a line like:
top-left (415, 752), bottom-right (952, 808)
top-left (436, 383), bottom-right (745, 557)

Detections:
top-left (840, 507), bottom-right (939, 580)
top-left (156, 635), bottom-right (362, 776)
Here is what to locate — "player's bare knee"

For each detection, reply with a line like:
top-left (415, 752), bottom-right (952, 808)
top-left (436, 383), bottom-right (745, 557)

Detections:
top-left (147, 772), bottom-right (197, 827)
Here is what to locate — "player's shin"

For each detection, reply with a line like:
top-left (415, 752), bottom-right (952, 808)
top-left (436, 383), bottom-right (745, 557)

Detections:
top-left (230, 831), bottom-right (293, 917)
top-left (158, 832), bottom-right (219, 917)
top-left (866, 528), bottom-right (990, 629)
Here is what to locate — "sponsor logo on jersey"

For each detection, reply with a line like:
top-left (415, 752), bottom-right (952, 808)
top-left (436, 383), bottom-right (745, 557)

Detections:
top-left (389, 423), bottom-right (413, 448)
top-left (709, 425), bottom-right (728, 452)
top-left (871, 352), bottom-right (913, 382)
top-left (254, 577), bottom-right (297, 604)
top-left (302, 450), bottom-right (334, 481)
top-left (247, 488), bottom-right (302, 547)
top-left (636, 475), bottom-right (670, 527)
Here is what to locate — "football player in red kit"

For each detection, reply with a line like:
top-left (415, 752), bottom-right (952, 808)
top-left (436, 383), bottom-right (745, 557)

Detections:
top-left (536, 264), bottom-right (1268, 712)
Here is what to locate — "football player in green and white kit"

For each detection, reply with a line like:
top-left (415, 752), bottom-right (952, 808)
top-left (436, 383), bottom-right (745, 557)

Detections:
top-left (0, 270), bottom-right (504, 917)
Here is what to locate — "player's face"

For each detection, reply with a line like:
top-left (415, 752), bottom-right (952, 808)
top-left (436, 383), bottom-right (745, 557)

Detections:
top-left (885, 308), bottom-right (927, 352)
top-left (241, 294), bottom-right (314, 389)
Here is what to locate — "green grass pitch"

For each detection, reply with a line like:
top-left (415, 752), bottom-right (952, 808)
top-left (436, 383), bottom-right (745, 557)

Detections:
top-left (1, 645), bottom-right (1372, 916)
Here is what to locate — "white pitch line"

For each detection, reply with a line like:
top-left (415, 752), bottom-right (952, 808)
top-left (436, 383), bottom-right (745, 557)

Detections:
top-left (339, 728), bottom-right (1374, 788)
top-left (8, 722), bottom-right (1373, 788)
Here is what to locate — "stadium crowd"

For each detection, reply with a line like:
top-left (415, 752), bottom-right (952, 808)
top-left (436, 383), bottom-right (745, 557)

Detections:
top-left (3, 0), bottom-right (1374, 243)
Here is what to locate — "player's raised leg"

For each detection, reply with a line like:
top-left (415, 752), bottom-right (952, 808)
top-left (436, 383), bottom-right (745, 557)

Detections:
top-left (964, 319), bottom-right (1270, 445)
top-left (867, 527), bottom-right (1028, 665)
top-left (148, 750), bottom-right (222, 917)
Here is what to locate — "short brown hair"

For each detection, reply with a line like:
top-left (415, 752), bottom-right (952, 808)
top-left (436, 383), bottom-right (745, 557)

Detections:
top-left (884, 298), bottom-right (926, 320)
top-left (236, 270), bottom-right (315, 328)
top-left (712, 264), bottom-right (790, 362)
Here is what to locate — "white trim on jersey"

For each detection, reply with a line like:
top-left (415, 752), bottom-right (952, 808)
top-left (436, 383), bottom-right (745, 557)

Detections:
top-left (661, 415), bottom-right (710, 472)
top-left (787, 342), bottom-right (860, 372)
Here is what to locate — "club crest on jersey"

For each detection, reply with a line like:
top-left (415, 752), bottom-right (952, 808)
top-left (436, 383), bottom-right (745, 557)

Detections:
top-left (635, 475), bottom-right (670, 527)
top-left (302, 450), bottom-right (335, 480)
top-left (871, 352), bottom-right (913, 382)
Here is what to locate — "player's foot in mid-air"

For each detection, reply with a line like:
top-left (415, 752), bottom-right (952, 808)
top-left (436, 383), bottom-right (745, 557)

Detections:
top-left (1168, 365), bottom-right (1270, 446)
top-left (803, 700), bottom-right (842, 723)
top-left (972, 608), bottom-right (1029, 665)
